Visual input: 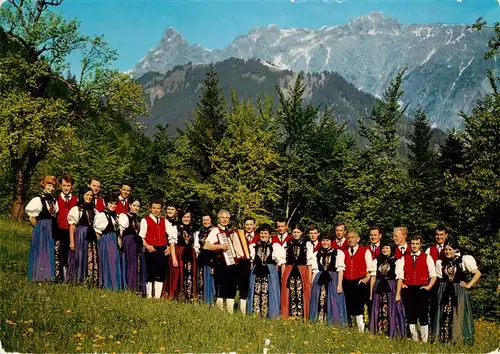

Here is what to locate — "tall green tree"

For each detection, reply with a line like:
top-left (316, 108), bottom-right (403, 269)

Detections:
top-left (187, 91), bottom-right (280, 224)
top-left (438, 130), bottom-right (467, 234)
top-left (184, 66), bottom-right (227, 182)
top-left (275, 73), bottom-right (318, 221)
top-left (338, 71), bottom-right (409, 234)
top-left (406, 108), bottom-right (441, 239)
top-left (0, 0), bottom-right (146, 220)
top-left (446, 18), bottom-right (500, 320)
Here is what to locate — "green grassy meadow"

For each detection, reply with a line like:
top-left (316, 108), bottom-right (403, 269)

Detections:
top-left (0, 218), bottom-right (499, 353)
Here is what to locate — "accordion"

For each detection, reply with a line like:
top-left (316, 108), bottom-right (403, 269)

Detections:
top-left (217, 230), bottom-right (251, 266)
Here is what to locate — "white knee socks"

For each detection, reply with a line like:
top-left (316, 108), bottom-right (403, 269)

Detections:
top-left (154, 281), bottom-right (163, 299)
top-left (421, 325), bottom-right (429, 343)
top-left (355, 315), bottom-right (365, 333)
top-left (216, 297), bottom-right (224, 310)
top-left (226, 298), bottom-right (235, 313)
top-left (240, 299), bottom-right (247, 314)
top-left (409, 324), bottom-right (419, 341)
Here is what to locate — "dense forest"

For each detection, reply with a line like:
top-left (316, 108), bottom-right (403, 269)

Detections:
top-left (0, 1), bottom-right (498, 320)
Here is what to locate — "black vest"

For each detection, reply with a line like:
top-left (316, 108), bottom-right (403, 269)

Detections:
top-left (375, 256), bottom-right (397, 280)
top-left (102, 211), bottom-right (118, 234)
top-left (441, 256), bottom-right (467, 283)
top-left (316, 248), bottom-right (338, 272)
top-left (36, 195), bottom-right (57, 221)
top-left (123, 213), bottom-right (141, 236)
top-left (285, 238), bottom-right (308, 265)
top-left (254, 241), bottom-right (276, 265)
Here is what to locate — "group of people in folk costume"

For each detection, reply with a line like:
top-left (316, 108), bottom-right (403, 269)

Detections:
top-left (27, 174), bottom-right (482, 345)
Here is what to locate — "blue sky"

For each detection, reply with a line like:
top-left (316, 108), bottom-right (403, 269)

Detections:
top-left (14, 0), bottom-right (500, 72)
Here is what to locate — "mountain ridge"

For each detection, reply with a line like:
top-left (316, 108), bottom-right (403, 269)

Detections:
top-left (137, 57), bottom-right (446, 153)
top-left (132, 12), bottom-right (496, 130)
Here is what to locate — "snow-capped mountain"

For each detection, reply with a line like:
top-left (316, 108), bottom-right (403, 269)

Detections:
top-left (132, 12), bottom-right (497, 130)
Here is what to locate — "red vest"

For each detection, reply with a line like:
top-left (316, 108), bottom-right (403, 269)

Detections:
top-left (115, 198), bottom-right (129, 214)
top-left (394, 245), bottom-right (409, 259)
top-left (95, 197), bottom-right (106, 212)
top-left (428, 245), bottom-right (444, 264)
top-left (272, 233), bottom-right (292, 246)
top-left (145, 216), bottom-right (167, 246)
top-left (403, 253), bottom-right (429, 286)
top-left (333, 239), bottom-right (349, 251)
top-left (343, 246), bottom-right (368, 280)
top-left (313, 241), bottom-right (321, 253)
top-left (370, 245), bottom-right (381, 259)
top-left (56, 194), bottom-right (78, 229)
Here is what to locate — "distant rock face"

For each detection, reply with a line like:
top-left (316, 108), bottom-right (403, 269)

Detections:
top-left (137, 58), bottom-right (376, 135)
top-left (132, 12), bottom-right (497, 130)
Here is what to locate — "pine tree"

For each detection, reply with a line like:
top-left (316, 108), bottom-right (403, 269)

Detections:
top-left (338, 70), bottom-right (410, 234)
top-left (406, 108), bottom-right (441, 238)
top-left (439, 129), bottom-right (466, 176)
top-left (185, 66), bottom-right (227, 181)
top-left (275, 73), bottom-right (318, 221)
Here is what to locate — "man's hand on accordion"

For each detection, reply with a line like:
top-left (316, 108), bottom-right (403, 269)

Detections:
top-left (219, 243), bottom-right (229, 251)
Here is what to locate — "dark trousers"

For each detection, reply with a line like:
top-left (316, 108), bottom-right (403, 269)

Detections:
top-left (402, 285), bottom-right (429, 325)
top-left (237, 259), bottom-right (251, 300)
top-left (145, 246), bottom-right (167, 282)
top-left (214, 264), bottom-right (238, 299)
top-left (56, 228), bottom-right (70, 267)
top-left (343, 278), bottom-right (369, 317)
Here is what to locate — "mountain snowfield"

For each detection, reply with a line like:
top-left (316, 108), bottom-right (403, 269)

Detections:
top-left (132, 12), bottom-right (497, 130)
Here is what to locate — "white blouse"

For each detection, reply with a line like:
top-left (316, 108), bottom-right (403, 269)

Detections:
top-left (193, 231), bottom-right (202, 255)
top-left (93, 212), bottom-right (116, 235)
top-left (249, 242), bottom-right (286, 266)
top-left (435, 255), bottom-right (478, 278)
top-left (312, 249), bottom-right (346, 276)
top-left (67, 206), bottom-right (98, 225)
top-left (25, 197), bottom-right (59, 217)
top-left (118, 213), bottom-right (129, 231)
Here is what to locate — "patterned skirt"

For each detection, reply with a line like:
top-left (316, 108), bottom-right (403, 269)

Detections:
top-left (434, 282), bottom-right (474, 345)
top-left (309, 271), bottom-right (348, 326)
top-left (247, 264), bottom-right (281, 319)
top-left (67, 226), bottom-right (98, 287)
top-left (28, 219), bottom-right (55, 282)
top-left (121, 233), bottom-right (146, 295)
top-left (280, 265), bottom-right (311, 320)
top-left (168, 245), bottom-right (198, 300)
top-left (98, 232), bottom-right (123, 291)
top-left (369, 279), bottom-right (406, 338)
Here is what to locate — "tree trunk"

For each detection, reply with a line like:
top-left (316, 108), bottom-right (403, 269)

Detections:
top-left (9, 151), bottom-right (42, 221)
top-left (10, 169), bottom-right (26, 221)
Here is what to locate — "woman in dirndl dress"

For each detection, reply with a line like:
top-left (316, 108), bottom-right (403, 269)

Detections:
top-left (280, 223), bottom-right (314, 320)
top-left (433, 241), bottom-right (481, 345)
top-left (247, 224), bottom-right (284, 319)
top-left (309, 232), bottom-right (348, 326)
top-left (369, 240), bottom-right (406, 338)
top-left (93, 193), bottom-right (123, 291)
top-left (169, 208), bottom-right (198, 300)
top-left (67, 187), bottom-right (99, 287)
top-left (26, 176), bottom-right (59, 282)
top-left (195, 213), bottom-right (216, 304)
top-left (118, 196), bottom-right (146, 295)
